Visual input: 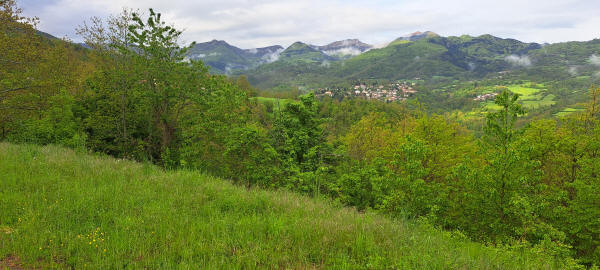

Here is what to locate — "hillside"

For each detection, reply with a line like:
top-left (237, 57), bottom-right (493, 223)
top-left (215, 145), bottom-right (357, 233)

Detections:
top-left (278, 41), bottom-right (334, 63)
top-left (241, 34), bottom-right (554, 89)
top-left (0, 143), bottom-right (563, 269)
top-left (188, 32), bottom-right (448, 75)
top-left (187, 40), bottom-right (284, 73)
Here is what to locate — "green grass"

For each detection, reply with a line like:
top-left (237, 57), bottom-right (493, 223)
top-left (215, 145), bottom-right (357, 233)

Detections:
top-left (483, 84), bottom-right (556, 111)
top-left (252, 96), bottom-right (296, 107)
top-left (0, 143), bottom-right (563, 269)
top-left (555, 107), bottom-right (585, 117)
top-left (506, 85), bottom-right (542, 100)
top-left (483, 101), bottom-right (503, 111)
top-left (522, 94), bottom-right (556, 109)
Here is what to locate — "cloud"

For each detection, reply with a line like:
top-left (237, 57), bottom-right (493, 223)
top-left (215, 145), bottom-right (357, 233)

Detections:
top-left (468, 62), bottom-right (477, 71)
top-left (323, 47), bottom-right (362, 56)
top-left (261, 48), bottom-right (284, 63)
top-left (224, 64), bottom-right (235, 75)
top-left (505, 55), bottom-right (532, 67)
top-left (19, 0), bottom-right (600, 48)
top-left (191, 52), bottom-right (220, 59)
top-left (568, 66), bottom-right (578, 76)
top-left (590, 54), bottom-right (600, 66)
top-left (371, 41), bottom-right (391, 50)
top-left (246, 48), bottom-right (258, 54)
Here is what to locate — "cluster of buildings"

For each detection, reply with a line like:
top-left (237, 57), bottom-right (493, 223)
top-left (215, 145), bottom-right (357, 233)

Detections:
top-left (315, 81), bottom-right (418, 102)
top-left (473, 92), bottom-right (499, 101)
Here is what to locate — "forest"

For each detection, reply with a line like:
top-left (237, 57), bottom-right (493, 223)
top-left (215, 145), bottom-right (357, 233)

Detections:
top-left (1, 1), bottom-right (600, 267)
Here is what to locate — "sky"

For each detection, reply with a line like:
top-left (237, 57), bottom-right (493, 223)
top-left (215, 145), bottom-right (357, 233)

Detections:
top-left (19, 0), bottom-right (600, 49)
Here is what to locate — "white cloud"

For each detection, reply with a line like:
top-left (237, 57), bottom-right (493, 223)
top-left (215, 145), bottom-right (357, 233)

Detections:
top-left (323, 48), bottom-right (362, 56)
top-left (261, 48), bottom-right (284, 63)
top-left (590, 54), bottom-right (600, 66)
top-left (505, 55), bottom-right (532, 67)
top-left (371, 41), bottom-right (391, 50)
top-left (20, 0), bottom-right (600, 48)
top-left (568, 66), bottom-right (578, 76)
top-left (468, 62), bottom-right (476, 71)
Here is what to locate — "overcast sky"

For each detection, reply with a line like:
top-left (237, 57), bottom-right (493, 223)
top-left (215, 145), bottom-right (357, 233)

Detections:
top-left (19, 0), bottom-right (600, 49)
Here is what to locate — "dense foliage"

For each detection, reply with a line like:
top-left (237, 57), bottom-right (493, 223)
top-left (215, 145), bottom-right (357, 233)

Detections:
top-left (1, 2), bottom-right (600, 267)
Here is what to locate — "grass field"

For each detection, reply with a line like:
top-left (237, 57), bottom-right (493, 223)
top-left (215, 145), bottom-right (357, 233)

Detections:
top-left (251, 97), bottom-right (296, 108)
top-left (0, 143), bottom-right (565, 269)
top-left (555, 107), bottom-right (585, 117)
top-left (484, 84), bottom-right (556, 111)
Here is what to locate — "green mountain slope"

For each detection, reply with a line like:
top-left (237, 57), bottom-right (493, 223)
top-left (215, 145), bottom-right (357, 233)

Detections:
top-left (0, 143), bottom-right (563, 269)
top-left (188, 40), bottom-right (284, 73)
top-left (278, 41), bottom-right (333, 63)
top-left (188, 40), bottom-right (250, 73)
top-left (331, 38), bottom-right (463, 80)
top-left (522, 39), bottom-right (600, 79)
top-left (427, 34), bottom-right (541, 73)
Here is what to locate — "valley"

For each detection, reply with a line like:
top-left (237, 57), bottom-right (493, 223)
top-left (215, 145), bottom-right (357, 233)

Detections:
top-left (192, 32), bottom-right (599, 123)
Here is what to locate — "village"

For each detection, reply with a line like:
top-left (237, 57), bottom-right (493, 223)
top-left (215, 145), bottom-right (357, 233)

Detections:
top-left (314, 81), bottom-right (418, 102)
top-left (473, 92), bottom-right (499, 101)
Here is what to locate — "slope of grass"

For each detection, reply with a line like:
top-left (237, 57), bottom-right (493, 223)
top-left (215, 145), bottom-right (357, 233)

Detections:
top-left (506, 84), bottom-right (556, 109)
top-left (0, 143), bottom-right (564, 269)
top-left (522, 94), bottom-right (556, 109)
top-left (507, 85), bottom-right (543, 100)
top-left (555, 107), bottom-right (585, 117)
top-left (251, 97), bottom-right (297, 108)
top-left (482, 84), bottom-right (556, 111)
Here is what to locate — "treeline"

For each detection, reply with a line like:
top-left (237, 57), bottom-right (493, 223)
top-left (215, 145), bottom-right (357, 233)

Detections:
top-left (2, 2), bottom-right (600, 267)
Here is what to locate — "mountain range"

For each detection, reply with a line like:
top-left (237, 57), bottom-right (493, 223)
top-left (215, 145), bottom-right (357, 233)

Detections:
top-left (188, 31), bottom-right (433, 74)
top-left (187, 31), bottom-right (600, 90)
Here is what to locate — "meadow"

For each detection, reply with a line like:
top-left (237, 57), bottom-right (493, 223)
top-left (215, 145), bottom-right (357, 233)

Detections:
top-left (554, 107), bottom-right (585, 117)
top-left (251, 97), bottom-right (297, 108)
top-left (0, 143), bottom-right (562, 269)
top-left (484, 83), bottom-right (556, 110)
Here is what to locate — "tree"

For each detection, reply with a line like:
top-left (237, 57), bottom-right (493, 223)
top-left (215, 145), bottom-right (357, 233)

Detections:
top-left (343, 112), bottom-right (400, 162)
top-left (557, 85), bottom-right (600, 264)
top-left (0, 0), bottom-right (42, 138)
top-left (484, 90), bottom-right (526, 153)
top-left (484, 91), bottom-right (527, 225)
top-left (0, 0), bottom-right (40, 104)
top-left (1, 0), bottom-right (88, 144)
top-left (272, 93), bottom-right (325, 172)
top-left (81, 8), bottom-right (213, 164)
top-left (222, 124), bottom-right (281, 187)
top-left (125, 8), bottom-right (198, 162)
